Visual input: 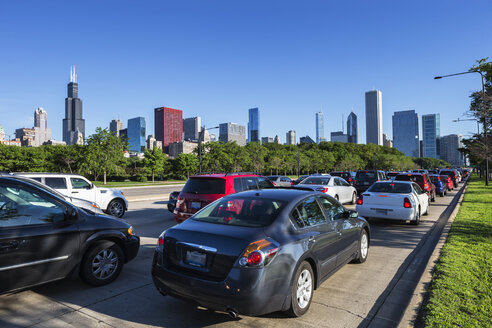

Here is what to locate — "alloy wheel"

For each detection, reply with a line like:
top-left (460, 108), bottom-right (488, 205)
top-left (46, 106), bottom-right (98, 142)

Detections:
top-left (92, 249), bottom-right (119, 280)
top-left (296, 269), bottom-right (313, 309)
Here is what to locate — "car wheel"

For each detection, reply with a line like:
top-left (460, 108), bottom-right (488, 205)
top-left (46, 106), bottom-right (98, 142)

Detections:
top-left (350, 192), bottom-right (357, 205)
top-left (80, 241), bottom-right (124, 286)
top-left (440, 192), bottom-right (444, 197)
top-left (411, 207), bottom-right (421, 225)
top-left (287, 261), bottom-right (314, 317)
top-left (354, 230), bottom-right (369, 263)
top-left (431, 192), bottom-right (436, 202)
top-left (107, 199), bottom-right (125, 218)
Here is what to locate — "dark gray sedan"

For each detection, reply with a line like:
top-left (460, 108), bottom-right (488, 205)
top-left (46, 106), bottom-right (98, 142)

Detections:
top-left (151, 188), bottom-right (370, 318)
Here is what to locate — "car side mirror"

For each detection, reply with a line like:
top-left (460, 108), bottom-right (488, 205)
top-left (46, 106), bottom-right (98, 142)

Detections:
top-left (346, 210), bottom-right (358, 219)
top-left (65, 207), bottom-right (78, 221)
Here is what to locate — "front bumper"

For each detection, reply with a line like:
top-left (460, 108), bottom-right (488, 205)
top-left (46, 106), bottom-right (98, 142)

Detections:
top-left (123, 235), bottom-right (140, 262)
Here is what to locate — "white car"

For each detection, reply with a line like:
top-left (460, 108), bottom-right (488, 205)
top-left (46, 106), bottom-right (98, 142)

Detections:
top-left (356, 181), bottom-right (429, 225)
top-left (296, 175), bottom-right (358, 204)
top-left (16, 173), bottom-right (128, 217)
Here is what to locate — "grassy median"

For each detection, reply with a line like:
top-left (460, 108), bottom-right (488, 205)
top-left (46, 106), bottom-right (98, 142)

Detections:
top-left (423, 176), bottom-right (492, 327)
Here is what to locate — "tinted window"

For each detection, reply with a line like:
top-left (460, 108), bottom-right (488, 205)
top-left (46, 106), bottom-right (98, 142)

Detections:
top-left (395, 175), bottom-right (424, 184)
top-left (339, 179), bottom-right (350, 187)
top-left (31, 177), bottom-right (42, 182)
top-left (301, 177), bottom-right (331, 185)
top-left (233, 178), bottom-right (244, 192)
top-left (242, 177), bottom-right (258, 190)
top-left (292, 196), bottom-right (326, 228)
top-left (368, 182), bottom-right (412, 193)
top-left (0, 184), bottom-right (65, 227)
top-left (429, 176), bottom-right (440, 183)
top-left (413, 183), bottom-right (424, 194)
top-left (182, 178), bottom-right (226, 194)
top-left (71, 178), bottom-right (91, 189)
top-left (318, 197), bottom-right (345, 221)
top-left (258, 177), bottom-right (274, 189)
top-left (45, 177), bottom-right (68, 189)
top-left (356, 171), bottom-right (377, 180)
top-left (267, 176), bottom-right (278, 181)
top-left (193, 197), bottom-right (286, 227)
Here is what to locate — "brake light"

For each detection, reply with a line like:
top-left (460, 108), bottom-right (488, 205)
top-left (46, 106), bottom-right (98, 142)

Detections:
top-left (348, 178), bottom-right (352, 182)
top-left (424, 183), bottom-right (429, 189)
top-left (357, 195), bottom-right (363, 205)
top-left (239, 238), bottom-right (279, 267)
top-left (272, 182), bottom-right (277, 186)
top-left (404, 197), bottom-right (412, 208)
top-left (322, 187), bottom-right (329, 193)
top-left (291, 182), bottom-right (294, 185)
top-left (157, 231), bottom-right (166, 252)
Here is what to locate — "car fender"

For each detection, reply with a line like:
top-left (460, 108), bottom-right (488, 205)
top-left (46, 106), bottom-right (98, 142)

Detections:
top-left (81, 230), bottom-right (127, 256)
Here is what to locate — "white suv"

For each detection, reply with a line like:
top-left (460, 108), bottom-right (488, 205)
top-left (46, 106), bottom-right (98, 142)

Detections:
top-left (16, 173), bottom-right (128, 217)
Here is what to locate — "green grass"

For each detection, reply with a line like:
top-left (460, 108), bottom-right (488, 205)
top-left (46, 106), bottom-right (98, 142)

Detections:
top-left (423, 176), bottom-right (492, 327)
top-left (92, 180), bottom-right (185, 188)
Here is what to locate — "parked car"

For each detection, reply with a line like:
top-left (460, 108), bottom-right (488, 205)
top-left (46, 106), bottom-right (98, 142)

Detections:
top-left (0, 176), bottom-right (139, 294)
top-left (411, 169), bottom-right (429, 174)
top-left (174, 173), bottom-right (274, 223)
top-left (440, 175), bottom-right (454, 191)
top-left (267, 175), bottom-right (293, 187)
top-left (429, 174), bottom-right (447, 197)
top-left (296, 175), bottom-right (357, 204)
top-left (152, 188), bottom-right (370, 317)
top-left (329, 171), bottom-right (356, 185)
top-left (356, 181), bottom-right (429, 225)
top-left (439, 169), bottom-right (459, 188)
top-left (292, 175), bottom-right (309, 185)
top-left (167, 191), bottom-right (180, 212)
top-left (16, 173), bottom-right (128, 218)
top-left (354, 170), bottom-right (387, 194)
top-left (395, 173), bottom-right (436, 202)
top-left (386, 172), bottom-right (400, 181)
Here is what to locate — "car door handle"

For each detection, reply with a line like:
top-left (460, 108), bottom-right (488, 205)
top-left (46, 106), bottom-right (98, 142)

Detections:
top-left (0, 241), bottom-right (19, 252)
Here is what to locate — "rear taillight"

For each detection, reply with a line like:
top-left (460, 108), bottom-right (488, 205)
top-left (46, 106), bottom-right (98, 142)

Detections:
top-left (424, 183), bottom-right (429, 189)
top-left (348, 178), bottom-right (352, 182)
top-left (176, 199), bottom-right (184, 209)
top-left (404, 197), bottom-right (412, 208)
top-left (322, 187), bottom-right (329, 193)
top-left (357, 195), bottom-right (363, 205)
top-left (272, 182), bottom-right (277, 186)
top-left (157, 231), bottom-right (166, 252)
top-left (291, 182), bottom-right (294, 185)
top-left (239, 238), bottom-right (279, 267)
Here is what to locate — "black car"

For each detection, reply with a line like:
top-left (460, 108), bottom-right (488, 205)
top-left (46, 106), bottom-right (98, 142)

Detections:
top-left (292, 175), bottom-right (309, 185)
top-left (152, 188), bottom-right (370, 317)
top-left (330, 171), bottom-right (356, 185)
top-left (0, 176), bottom-right (140, 294)
top-left (167, 191), bottom-right (180, 212)
top-left (354, 170), bottom-right (387, 194)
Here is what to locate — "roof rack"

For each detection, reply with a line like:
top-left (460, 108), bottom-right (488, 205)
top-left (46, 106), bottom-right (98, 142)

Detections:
top-left (224, 172), bottom-right (263, 176)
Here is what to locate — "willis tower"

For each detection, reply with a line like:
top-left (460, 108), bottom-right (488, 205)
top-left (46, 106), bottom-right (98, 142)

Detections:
top-left (63, 66), bottom-right (85, 145)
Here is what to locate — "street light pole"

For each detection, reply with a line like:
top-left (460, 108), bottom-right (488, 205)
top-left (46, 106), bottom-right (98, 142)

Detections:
top-left (435, 71), bottom-right (489, 185)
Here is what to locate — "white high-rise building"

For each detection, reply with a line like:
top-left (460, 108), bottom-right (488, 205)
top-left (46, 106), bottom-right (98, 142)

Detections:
top-left (286, 130), bottom-right (296, 145)
top-left (365, 90), bottom-right (383, 145)
top-left (315, 112), bottom-right (324, 143)
top-left (441, 134), bottom-right (464, 166)
top-left (34, 107), bottom-right (51, 146)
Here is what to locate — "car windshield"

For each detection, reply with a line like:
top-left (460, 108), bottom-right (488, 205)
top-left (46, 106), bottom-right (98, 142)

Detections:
top-left (301, 177), bottom-right (330, 185)
top-left (182, 178), bottom-right (226, 194)
top-left (368, 182), bottom-right (412, 193)
top-left (192, 197), bottom-right (287, 227)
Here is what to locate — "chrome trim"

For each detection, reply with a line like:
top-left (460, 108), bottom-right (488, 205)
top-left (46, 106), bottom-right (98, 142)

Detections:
top-left (0, 255), bottom-right (70, 272)
top-left (176, 242), bottom-right (217, 253)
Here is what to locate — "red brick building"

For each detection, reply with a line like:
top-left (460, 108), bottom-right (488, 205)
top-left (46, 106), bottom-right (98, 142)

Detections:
top-left (154, 107), bottom-right (183, 153)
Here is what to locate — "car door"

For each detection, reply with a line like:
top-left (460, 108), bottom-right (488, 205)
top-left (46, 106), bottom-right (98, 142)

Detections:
top-left (0, 181), bottom-right (79, 294)
top-left (291, 196), bottom-right (340, 278)
top-left (70, 177), bottom-right (97, 203)
top-left (337, 178), bottom-right (352, 203)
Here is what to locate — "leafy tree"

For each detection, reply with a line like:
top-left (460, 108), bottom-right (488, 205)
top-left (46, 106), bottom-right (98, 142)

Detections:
top-left (143, 147), bottom-right (167, 182)
top-left (175, 153), bottom-right (199, 178)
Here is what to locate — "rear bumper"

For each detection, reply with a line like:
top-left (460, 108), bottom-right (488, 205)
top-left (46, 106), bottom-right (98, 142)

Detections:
top-left (356, 205), bottom-right (414, 221)
top-left (173, 210), bottom-right (193, 223)
top-left (123, 236), bottom-right (140, 262)
top-left (151, 251), bottom-right (290, 316)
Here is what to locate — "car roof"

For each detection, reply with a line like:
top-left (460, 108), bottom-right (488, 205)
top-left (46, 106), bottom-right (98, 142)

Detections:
top-left (373, 180), bottom-right (414, 184)
top-left (15, 172), bottom-right (82, 177)
top-left (190, 173), bottom-right (262, 178)
top-left (223, 188), bottom-right (320, 202)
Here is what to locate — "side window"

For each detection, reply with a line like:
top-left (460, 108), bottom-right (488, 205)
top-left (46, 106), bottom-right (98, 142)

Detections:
top-left (70, 178), bottom-right (91, 190)
top-left (45, 177), bottom-right (68, 189)
top-left (280, 177), bottom-right (287, 182)
top-left (291, 196), bottom-right (326, 228)
top-left (413, 183), bottom-right (424, 194)
top-left (340, 179), bottom-right (350, 187)
top-left (257, 177), bottom-right (274, 189)
top-left (0, 184), bottom-right (66, 227)
top-left (333, 178), bottom-right (341, 186)
top-left (31, 177), bottom-right (42, 182)
top-left (318, 196), bottom-right (346, 220)
top-left (242, 177), bottom-right (258, 190)
top-left (233, 178), bottom-right (244, 193)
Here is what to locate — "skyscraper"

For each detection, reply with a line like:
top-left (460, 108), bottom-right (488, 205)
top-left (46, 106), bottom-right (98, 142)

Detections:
top-left (422, 114), bottom-right (441, 159)
top-left (110, 119), bottom-right (124, 136)
top-left (347, 111), bottom-right (358, 144)
top-left (331, 131), bottom-right (348, 142)
top-left (315, 112), bottom-right (324, 143)
top-left (248, 108), bottom-right (260, 142)
top-left (383, 133), bottom-right (393, 147)
top-left (154, 107), bottom-right (183, 153)
top-left (392, 110), bottom-right (419, 157)
top-left (63, 66), bottom-right (85, 145)
top-left (286, 130), bottom-right (296, 145)
top-left (34, 107), bottom-right (51, 146)
top-left (440, 134), bottom-right (464, 166)
top-left (183, 117), bottom-right (202, 141)
top-left (219, 123), bottom-right (246, 146)
top-left (365, 90), bottom-right (383, 145)
top-left (127, 117), bottom-right (146, 153)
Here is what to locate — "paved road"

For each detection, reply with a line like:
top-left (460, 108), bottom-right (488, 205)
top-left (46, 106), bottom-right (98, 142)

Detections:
top-left (122, 185), bottom-right (184, 203)
top-left (0, 184), bottom-right (465, 328)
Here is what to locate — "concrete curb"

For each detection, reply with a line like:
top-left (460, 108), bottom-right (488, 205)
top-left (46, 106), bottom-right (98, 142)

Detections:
top-left (398, 180), bottom-right (469, 328)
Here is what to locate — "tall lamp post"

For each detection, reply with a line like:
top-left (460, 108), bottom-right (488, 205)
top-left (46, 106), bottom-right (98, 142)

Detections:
top-left (434, 71), bottom-right (488, 186)
top-left (198, 125), bottom-right (219, 174)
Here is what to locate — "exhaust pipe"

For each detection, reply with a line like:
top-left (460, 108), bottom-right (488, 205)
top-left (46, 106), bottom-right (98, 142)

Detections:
top-left (226, 308), bottom-right (238, 319)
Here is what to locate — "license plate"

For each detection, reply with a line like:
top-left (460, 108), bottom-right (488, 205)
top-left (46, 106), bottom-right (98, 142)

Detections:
top-left (375, 209), bottom-right (388, 215)
top-left (190, 202), bottom-right (201, 209)
top-left (185, 250), bottom-right (206, 267)
top-left (363, 182), bottom-right (369, 185)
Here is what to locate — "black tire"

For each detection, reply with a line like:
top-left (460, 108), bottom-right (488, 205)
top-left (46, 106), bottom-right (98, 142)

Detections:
top-left (431, 192), bottom-right (436, 202)
top-left (354, 229), bottom-right (369, 263)
top-left (350, 192), bottom-right (357, 205)
top-left (335, 195), bottom-right (339, 202)
top-left (411, 207), bottom-right (421, 225)
top-left (107, 199), bottom-right (125, 218)
top-left (286, 261), bottom-right (314, 317)
top-left (440, 192), bottom-right (444, 197)
top-left (80, 241), bottom-right (124, 286)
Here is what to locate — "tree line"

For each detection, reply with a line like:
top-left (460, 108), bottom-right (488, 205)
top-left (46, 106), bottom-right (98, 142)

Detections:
top-left (0, 127), bottom-right (451, 184)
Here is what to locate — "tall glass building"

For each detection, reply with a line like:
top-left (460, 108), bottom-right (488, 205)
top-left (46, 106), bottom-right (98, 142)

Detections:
top-left (315, 112), bottom-right (324, 143)
top-left (248, 108), bottom-right (260, 142)
top-left (365, 90), bottom-right (383, 145)
top-left (392, 110), bottom-right (420, 157)
top-left (422, 114), bottom-right (440, 159)
top-left (347, 111), bottom-right (358, 144)
top-left (128, 117), bottom-right (146, 153)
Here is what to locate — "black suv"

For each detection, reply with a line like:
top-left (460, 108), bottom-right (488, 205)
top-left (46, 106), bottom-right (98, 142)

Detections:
top-left (354, 170), bottom-right (387, 194)
top-left (0, 176), bottom-right (140, 294)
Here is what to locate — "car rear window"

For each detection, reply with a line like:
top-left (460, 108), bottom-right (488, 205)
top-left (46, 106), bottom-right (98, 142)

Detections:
top-left (181, 178), bottom-right (226, 194)
top-left (356, 171), bottom-right (376, 180)
top-left (429, 176), bottom-right (440, 183)
top-left (395, 175), bottom-right (424, 183)
top-left (368, 182), bottom-right (412, 193)
top-left (192, 197), bottom-right (287, 227)
top-left (387, 172), bottom-right (398, 177)
top-left (266, 176), bottom-right (278, 181)
top-left (301, 177), bottom-right (331, 185)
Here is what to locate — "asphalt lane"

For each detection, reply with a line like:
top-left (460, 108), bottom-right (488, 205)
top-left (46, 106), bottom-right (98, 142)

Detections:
top-left (0, 184), bottom-right (466, 328)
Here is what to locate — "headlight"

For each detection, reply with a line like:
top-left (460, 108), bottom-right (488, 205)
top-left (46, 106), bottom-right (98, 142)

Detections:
top-left (128, 226), bottom-right (134, 236)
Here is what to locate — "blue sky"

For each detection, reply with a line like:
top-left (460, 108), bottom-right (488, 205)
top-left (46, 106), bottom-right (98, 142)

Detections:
top-left (0, 0), bottom-right (490, 144)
